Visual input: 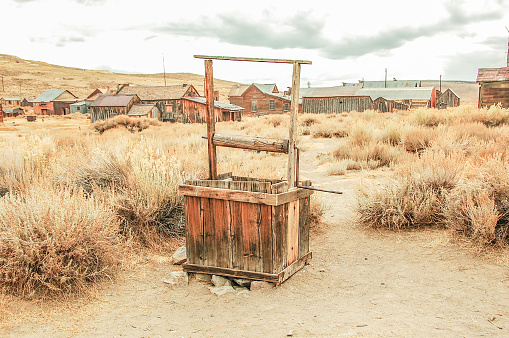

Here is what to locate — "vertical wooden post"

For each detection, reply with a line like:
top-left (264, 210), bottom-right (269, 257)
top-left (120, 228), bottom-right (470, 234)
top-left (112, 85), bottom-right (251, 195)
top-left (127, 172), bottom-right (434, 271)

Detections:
top-left (205, 59), bottom-right (217, 179)
top-left (287, 62), bottom-right (301, 188)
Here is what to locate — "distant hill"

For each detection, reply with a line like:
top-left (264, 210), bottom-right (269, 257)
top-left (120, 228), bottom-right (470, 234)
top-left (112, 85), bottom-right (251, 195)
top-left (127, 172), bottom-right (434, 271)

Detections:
top-left (0, 54), bottom-right (480, 106)
top-left (0, 54), bottom-right (237, 102)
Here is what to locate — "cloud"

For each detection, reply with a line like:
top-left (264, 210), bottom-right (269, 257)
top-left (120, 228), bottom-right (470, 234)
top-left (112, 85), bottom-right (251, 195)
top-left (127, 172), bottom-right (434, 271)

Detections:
top-left (56, 36), bottom-right (86, 47)
top-left (154, 11), bottom-right (328, 50)
top-left (152, 0), bottom-right (505, 61)
top-left (443, 50), bottom-right (504, 79)
top-left (323, 1), bottom-right (505, 59)
top-left (74, 0), bottom-right (107, 5)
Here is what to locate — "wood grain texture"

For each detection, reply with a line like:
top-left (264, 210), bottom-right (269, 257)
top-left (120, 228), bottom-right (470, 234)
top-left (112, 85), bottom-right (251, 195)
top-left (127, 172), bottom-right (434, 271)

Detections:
top-left (212, 133), bottom-right (289, 153)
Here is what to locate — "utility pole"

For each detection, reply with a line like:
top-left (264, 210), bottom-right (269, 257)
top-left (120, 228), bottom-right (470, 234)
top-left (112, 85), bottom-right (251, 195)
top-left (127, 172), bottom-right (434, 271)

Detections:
top-left (1, 75), bottom-right (3, 92)
top-left (506, 26), bottom-right (509, 67)
top-left (384, 68), bottom-right (387, 88)
top-left (162, 54), bottom-right (167, 86)
top-left (440, 74), bottom-right (442, 93)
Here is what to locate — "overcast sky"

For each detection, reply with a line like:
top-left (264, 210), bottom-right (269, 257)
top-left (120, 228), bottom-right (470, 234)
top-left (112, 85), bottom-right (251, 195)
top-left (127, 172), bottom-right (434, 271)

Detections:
top-left (4, 0), bottom-right (509, 88)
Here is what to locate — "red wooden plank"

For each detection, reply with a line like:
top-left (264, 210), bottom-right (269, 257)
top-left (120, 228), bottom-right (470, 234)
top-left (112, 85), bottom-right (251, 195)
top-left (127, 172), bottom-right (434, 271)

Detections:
top-left (287, 199), bottom-right (299, 265)
top-left (202, 198), bottom-right (217, 267)
top-left (213, 198), bottom-right (232, 269)
top-left (185, 196), bottom-right (203, 265)
top-left (242, 202), bottom-right (261, 272)
top-left (272, 203), bottom-right (288, 273)
top-left (230, 201), bottom-right (244, 270)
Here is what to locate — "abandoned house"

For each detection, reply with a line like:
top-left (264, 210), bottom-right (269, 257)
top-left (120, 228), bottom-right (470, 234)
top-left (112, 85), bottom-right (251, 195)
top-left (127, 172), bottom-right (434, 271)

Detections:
top-left (355, 87), bottom-right (437, 109)
top-left (182, 97), bottom-right (244, 123)
top-left (1, 97), bottom-right (21, 107)
top-left (3, 107), bottom-right (24, 117)
top-left (476, 67), bottom-right (509, 108)
top-left (127, 103), bottom-right (162, 119)
top-left (342, 80), bottom-right (422, 88)
top-left (32, 89), bottom-right (78, 115)
top-left (300, 86), bottom-right (374, 114)
top-left (437, 88), bottom-right (460, 109)
top-left (117, 84), bottom-right (200, 122)
top-left (228, 83), bottom-right (294, 117)
top-left (89, 94), bottom-right (141, 123)
top-left (70, 101), bottom-right (90, 114)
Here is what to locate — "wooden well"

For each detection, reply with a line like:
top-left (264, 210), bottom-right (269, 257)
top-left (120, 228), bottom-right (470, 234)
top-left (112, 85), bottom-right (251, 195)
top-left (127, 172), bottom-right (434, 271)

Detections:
top-left (179, 55), bottom-right (313, 284)
top-left (179, 174), bottom-right (313, 284)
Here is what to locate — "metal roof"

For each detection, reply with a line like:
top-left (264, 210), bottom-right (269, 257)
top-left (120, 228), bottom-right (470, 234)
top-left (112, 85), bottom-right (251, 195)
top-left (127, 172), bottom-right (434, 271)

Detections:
top-left (343, 80), bottom-right (421, 88)
top-left (184, 97), bottom-right (244, 111)
top-left (33, 89), bottom-right (67, 103)
top-left (70, 101), bottom-right (88, 107)
top-left (477, 67), bottom-right (509, 82)
top-left (355, 87), bottom-right (435, 101)
top-left (2, 97), bottom-right (21, 101)
top-left (90, 94), bottom-right (137, 107)
top-left (228, 84), bottom-right (250, 97)
top-left (253, 83), bottom-right (278, 94)
top-left (439, 88), bottom-right (460, 98)
top-left (118, 85), bottom-right (195, 100)
top-left (127, 103), bottom-right (156, 116)
top-left (300, 86), bottom-right (359, 98)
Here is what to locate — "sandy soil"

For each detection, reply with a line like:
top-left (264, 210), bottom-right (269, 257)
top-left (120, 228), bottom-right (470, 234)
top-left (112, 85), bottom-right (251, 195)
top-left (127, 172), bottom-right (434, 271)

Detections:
top-left (1, 137), bottom-right (509, 337)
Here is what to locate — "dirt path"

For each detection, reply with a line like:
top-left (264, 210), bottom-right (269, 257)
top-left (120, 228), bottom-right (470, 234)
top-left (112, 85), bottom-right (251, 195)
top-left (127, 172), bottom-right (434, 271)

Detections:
top-left (4, 138), bottom-right (509, 337)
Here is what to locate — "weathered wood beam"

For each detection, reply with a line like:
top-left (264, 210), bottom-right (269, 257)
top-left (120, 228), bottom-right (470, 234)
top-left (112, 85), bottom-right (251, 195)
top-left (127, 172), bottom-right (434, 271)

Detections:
top-left (204, 59), bottom-right (217, 180)
top-left (211, 133), bottom-right (289, 153)
top-left (194, 55), bottom-right (312, 65)
top-left (287, 62), bottom-right (301, 188)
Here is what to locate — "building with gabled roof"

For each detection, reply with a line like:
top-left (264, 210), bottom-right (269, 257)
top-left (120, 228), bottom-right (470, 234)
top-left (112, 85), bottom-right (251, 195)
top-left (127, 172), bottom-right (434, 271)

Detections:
top-left (301, 86), bottom-right (374, 114)
top-left (89, 94), bottom-right (141, 123)
top-left (32, 89), bottom-right (78, 115)
top-left (476, 67), bottom-right (509, 108)
top-left (117, 84), bottom-right (200, 122)
top-left (355, 87), bottom-right (437, 108)
top-left (1, 97), bottom-right (21, 107)
top-left (438, 88), bottom-right (460, 109)
top-left (182, 97), bottom-right (244, 123)
top-left (127, 103), bottom-right (162, 119)
top-left (228, 83), bottom-right (294, 117)
top-left (342, 80), bottom-right (421, 88)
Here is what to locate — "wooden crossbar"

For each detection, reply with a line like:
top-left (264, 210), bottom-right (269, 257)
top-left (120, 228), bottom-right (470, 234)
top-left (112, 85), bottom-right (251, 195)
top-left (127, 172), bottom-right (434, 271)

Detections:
top-left (194, 55), bottom-right (312, 65)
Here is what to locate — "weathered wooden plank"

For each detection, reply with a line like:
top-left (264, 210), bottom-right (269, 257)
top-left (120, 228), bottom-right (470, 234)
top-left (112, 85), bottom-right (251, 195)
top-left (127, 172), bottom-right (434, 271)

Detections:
top-left (185, 196), bottom-right (204, 265)
top-left (212, 133), bottom-right (289, 153)
top-left (194, 55), bottom-right (312, 65)
top-left (202, 198), bottom-right (216, 267)
top-left (230, 201), bottom-right (244, 270)
top-left (183, 264), bottom-right (279, 284)
top-left (298, 197), bottom-right (311, 259)
top-left (287, 199), bottom-right (300, 265)
top-left (213, 198), bottom-right (231, 269)
top-left (287, 61), bottom-right (301, 188)
top-left (272, 203), bottom-right (288, 272)
top-left (260, 204), bottom-right (273, 274)
top-left (179, 184), bottom-right (313, 206)
top-left (277, 252), bottom-right (312, 284)
top-left (242, 202), bottom-right (261, 272)
top-left (271, 181), bottom-right (288, 194)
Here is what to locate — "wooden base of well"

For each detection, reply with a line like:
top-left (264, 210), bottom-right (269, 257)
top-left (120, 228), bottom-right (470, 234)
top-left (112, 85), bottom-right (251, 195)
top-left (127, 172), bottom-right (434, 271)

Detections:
top-left (183, 252), bottom-right (312, 285)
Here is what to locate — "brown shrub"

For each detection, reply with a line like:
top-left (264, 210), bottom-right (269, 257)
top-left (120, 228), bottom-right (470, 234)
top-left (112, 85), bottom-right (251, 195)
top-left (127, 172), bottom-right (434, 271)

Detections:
top-left (0, 186), bottom-right (121, 297)
top-left (91, 115), bottom-right (161, 134)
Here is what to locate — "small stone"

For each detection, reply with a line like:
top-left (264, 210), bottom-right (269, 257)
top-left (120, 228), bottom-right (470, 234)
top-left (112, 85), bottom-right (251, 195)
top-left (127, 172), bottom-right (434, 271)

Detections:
top-left (163, 271), bottom-right (188, 288)
top-left (172, 246), bottom-right (187, 265)
top-left (233, 285), bottom-right (249, 292)
top-left (209, 286), bottom-right (236, 296)
top-left (233, 278), bottom-right (252, 288)
top-left (319, 269), bottom-right (325, 273)
top-left (194, 273), bottom-right (212, 283)
top-left (250, 281), bottom-right (275, 291)
top-left (211, 275), bottom-right (232, 287)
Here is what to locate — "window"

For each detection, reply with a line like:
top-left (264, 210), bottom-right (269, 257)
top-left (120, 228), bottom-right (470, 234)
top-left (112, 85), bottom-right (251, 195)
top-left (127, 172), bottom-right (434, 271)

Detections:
top-left (251, 100), bottom-right (257, 112)
top-left (269, 100), bottom-right (275, 111)
top-left (284, 103), bottom-right (289, 111)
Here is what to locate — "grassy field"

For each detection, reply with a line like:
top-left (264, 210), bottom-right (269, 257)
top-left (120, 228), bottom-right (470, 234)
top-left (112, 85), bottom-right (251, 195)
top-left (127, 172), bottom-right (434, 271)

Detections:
top-left (1, 103), bottom-right (509, 299)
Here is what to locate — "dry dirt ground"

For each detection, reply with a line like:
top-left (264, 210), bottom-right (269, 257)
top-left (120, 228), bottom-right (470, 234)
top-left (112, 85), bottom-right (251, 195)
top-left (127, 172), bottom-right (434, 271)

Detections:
top-left (1, 134), bottom-right (509, 337)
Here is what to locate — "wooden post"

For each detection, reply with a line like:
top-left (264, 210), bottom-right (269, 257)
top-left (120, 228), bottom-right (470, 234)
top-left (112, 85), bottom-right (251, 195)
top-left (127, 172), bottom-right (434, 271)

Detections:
top-left (287, 62), bottom-right (301, 188)
top-left (205, 59), bottom-right (217, 179)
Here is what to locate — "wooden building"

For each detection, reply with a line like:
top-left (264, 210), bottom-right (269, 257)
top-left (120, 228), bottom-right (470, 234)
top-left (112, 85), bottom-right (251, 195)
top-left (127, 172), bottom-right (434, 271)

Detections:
top-left (437, 88), bottom-right (460, 109)
top-left (342, 80), bottom-right (421, 88)
top-left (3, 107), bottom-right (24, 117)
top-left (182, 97), bottom-right (243, 123)
top-left (89, 94), bottom-right (141, 123)
top-left (127, 103), bottom-right (162, 119)
top-left (1, 97), bottom-right (21, 107)
top-left (301, 86), bottom-right (372, 113)
top-left (373, 97), bottom-right (408, 112)
top-left (355, 87), bottom-right (437, 108)
top-left (228, 83), bottom-right (294, 117)
top-left (21, 98), bottom-right (35, 107)
top-left (476, 67), bottom-right (509, 108)
top-left (32, 89), bottom-right (78, 115)
top-left (117, 84), bottom-right (200, 122)
top-left (70, 101), bottom-right (90, 114)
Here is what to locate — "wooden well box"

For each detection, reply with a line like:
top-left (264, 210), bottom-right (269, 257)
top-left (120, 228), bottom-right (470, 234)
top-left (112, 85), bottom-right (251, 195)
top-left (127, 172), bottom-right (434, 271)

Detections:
top-left (179, 174), bottom-right (313, 284)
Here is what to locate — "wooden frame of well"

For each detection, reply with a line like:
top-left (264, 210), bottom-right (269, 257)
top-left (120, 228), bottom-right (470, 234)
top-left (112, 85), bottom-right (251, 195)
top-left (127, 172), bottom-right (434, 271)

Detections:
top-left (179, 55), bottom-right (313, 285)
